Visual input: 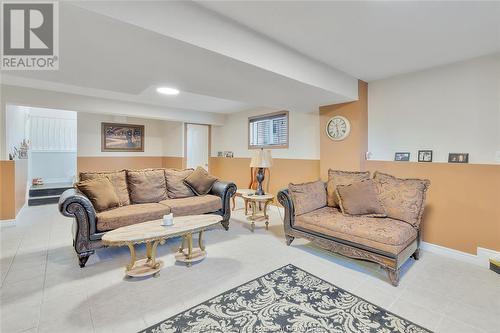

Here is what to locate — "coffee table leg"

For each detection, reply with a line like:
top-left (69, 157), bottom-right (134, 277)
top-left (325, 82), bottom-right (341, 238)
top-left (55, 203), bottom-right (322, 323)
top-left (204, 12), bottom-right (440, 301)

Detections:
top-left (198, 230), bottom-right (205, 251)
top-left (187, 233), bottom-right (193, 267)
top-left (178, 235), bottom-right (185, 253)
top-left (126, 242), bottom-right (136, 271)
top-left (150, 240), bottom-right (161, 269)
top-left (146, 242), bottom-right (152, 262)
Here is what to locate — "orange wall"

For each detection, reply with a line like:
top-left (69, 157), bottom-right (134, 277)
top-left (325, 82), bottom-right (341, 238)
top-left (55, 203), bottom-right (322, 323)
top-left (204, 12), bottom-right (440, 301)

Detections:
top-left (209, 157), bottom-right (320, 200)
top-left (365, 161), bottom-right (500, 254)
top-left (77, 156), bottom-right (184, 173)
top-left (0, 160), bottom-right (28, 221)
top-left (318, 79), bottom-right (499, 254)
top-left (319, 80), bottom-right (368, 178)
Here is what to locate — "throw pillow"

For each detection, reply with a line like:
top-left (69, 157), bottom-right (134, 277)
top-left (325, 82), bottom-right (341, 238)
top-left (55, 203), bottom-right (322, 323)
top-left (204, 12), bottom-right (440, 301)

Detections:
top-left (373, 172), bottom-right (430, 227)
top-left (184, 167), bottom-right (218, 195)
top-left (326, 169), bottom-right (370, 207)
top-left (165, 169), bottom-right (195, 198)
top-left (79, 170), bottom-right (130, 206)
top-left (127, 169), bottom-right (168, 204)
top-left (288, 180), bottom-right (327, 216)
top-left (336, 179), bottom-right (386, 217)
top-left (76, 177), bottom-right (120, 212)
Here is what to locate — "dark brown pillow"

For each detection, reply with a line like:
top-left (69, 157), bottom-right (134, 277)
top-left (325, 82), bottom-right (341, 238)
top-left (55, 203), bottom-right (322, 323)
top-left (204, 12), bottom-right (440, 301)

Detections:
top-left (184, 167), bottom-right (218, 195)
top-left (79, 170), bottom-right (130, 206)
top-left (327, 169), bottom-right (370, 208)
top-left (165, 169), bottom-right (195, 198)
top-left (127, 169), bottom-right (167, 203)
top-left (336, 179), bottom-right (386, 217)
top-left (76, 177), bottom-right (120, 212)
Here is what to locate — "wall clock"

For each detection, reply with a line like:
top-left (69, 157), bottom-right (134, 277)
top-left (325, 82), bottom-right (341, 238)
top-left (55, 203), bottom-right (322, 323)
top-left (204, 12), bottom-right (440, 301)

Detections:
top-left (326, 116), bottom-right (351, 141)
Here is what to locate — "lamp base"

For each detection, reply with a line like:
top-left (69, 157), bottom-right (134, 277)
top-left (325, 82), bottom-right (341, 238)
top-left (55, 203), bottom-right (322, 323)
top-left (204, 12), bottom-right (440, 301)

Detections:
top-left (255, 168), bottom-right (265, 195)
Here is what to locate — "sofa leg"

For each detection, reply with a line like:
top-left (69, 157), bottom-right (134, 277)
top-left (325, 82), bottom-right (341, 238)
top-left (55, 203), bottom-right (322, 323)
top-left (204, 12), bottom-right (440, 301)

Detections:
top-left (384, 267), bottom-right (400, 286)
top-left (285, 235), bottom-right (295, 246)
top-left (412, 248), bottom-right (421, 260)
top-left (221, 220), bottom-right (229, 231)
top-left (77, 251), bottom-right (93, 268)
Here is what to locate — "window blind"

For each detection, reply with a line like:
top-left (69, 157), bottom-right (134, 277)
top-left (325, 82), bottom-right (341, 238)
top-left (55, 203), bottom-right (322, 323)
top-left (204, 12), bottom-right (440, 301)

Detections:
top-left (248, 112), bottom-right (288, 148)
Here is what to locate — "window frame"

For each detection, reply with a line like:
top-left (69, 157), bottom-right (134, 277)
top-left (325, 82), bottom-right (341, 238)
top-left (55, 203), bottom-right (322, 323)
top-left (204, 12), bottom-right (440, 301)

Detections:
top-left (248, 110), bottom-right (289, 150)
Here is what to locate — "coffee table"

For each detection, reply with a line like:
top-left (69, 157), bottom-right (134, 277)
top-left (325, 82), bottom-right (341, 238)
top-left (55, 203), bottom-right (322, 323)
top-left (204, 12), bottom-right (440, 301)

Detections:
top-left (241, 193), bottom-right (274, 232)
top-left (102, 214), bottom-right (222, 277)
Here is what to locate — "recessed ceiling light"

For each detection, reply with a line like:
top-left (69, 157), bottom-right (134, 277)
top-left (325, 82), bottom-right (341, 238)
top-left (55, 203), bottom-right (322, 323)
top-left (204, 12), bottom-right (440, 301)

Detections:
top-left (156, 87), bottom-right (180, 95)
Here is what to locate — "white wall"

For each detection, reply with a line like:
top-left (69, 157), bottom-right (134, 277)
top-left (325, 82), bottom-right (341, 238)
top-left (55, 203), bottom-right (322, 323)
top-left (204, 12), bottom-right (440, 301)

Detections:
top-left (28, 107), bottom-right (77, 183)
top-left (212, 108), bottom-right (320, 159)
top-left (77, 113), bottom-right (183, 157)
top-left (5, 105), bottom-right (29, 159)
top-left (368, 54), bottom-right (500, 164)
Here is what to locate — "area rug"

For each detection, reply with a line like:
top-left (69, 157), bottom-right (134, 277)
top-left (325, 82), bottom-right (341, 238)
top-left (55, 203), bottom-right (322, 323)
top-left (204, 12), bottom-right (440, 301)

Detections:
top-left (140, 264), bottom-right (431, 333)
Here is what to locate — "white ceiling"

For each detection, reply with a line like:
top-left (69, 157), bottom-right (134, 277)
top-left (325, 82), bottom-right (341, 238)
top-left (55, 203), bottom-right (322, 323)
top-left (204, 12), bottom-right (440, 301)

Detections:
top-left (200, 1), bottom-right (500, 81)
top-left (2, 1), bottom-right (498, 118)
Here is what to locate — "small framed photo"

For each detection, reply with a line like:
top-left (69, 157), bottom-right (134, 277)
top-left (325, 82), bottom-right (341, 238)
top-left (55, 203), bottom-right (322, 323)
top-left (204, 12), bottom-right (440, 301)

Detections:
top-left (224, 151), bottom-right (234, 158)
top-left (418, 150), bottom-right (433, 162)
top-left (448, 153), bottom-right (469, 163)
top-left (394, 152), bottom-right (410, 161)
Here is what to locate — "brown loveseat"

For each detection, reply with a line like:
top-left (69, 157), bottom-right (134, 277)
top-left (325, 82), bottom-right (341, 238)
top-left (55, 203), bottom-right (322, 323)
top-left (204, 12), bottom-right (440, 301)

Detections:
top-left (277, 170), bottom-right (430, 286)
top-left (58, 168), bottom-right (236, 267)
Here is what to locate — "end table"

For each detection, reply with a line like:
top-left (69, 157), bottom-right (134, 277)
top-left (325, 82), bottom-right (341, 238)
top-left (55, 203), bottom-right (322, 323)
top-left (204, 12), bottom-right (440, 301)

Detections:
top-left (241, 193), bottom-right (274, 232)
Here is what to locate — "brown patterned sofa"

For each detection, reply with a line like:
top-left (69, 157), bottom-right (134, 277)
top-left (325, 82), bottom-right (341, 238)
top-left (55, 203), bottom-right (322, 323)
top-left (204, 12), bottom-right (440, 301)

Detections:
top-left (58, 168), bottom-right (236, 267)
top-left (277, 171), bottom-right (430, 286)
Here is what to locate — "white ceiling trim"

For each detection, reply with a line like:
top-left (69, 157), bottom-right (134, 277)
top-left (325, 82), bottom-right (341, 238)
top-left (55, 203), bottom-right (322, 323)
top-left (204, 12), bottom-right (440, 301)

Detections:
top-left (0, 82), bottom-right (226, 125)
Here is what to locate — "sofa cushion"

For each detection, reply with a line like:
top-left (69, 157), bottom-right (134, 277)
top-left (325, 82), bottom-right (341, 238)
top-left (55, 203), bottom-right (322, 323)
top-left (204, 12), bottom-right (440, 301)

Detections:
top-left (184, 167), bottom-right (218, 195)
top-left (76, 177), bottom-right (120, 212)
top-left (159, 195), bottom-right (222, 216)
top-left (336, 179), bottom-right (386, 217)
top-left (294, 206), bottom-right (417, 256)
top-left (79, 170), bottom-right (130, 206)
top-left (165, 169), bottom-right (195, 198)
top-left (96, 203), bottom-right (170, 232)
top-left (327, 170), bottom-right (370, 207)
top-left (127, 169), bottom-right (167, 204)
top-left (288, 180), bottom-right (327, 216)
top-left (373, 172), bottom-right (430, 227)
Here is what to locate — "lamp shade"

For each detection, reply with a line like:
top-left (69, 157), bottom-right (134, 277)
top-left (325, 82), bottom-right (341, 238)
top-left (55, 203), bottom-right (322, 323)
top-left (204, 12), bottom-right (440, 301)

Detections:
top-left (250, 149), bottom-right (272, 168)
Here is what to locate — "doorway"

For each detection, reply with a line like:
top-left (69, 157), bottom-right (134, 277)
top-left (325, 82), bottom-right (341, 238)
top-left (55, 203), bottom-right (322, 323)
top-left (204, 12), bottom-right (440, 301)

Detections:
top-left (185, 123), bottom-right (210, 171)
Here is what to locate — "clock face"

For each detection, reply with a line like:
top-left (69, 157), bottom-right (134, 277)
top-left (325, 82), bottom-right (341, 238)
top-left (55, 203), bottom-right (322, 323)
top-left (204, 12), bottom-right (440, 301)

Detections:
top-left (326, 116), bottom-right (351, 141)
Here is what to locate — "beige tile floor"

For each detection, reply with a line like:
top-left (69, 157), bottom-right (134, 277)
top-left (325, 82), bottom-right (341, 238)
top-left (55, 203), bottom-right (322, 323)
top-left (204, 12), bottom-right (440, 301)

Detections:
top-left (1, 202), bottom-right (498, 333)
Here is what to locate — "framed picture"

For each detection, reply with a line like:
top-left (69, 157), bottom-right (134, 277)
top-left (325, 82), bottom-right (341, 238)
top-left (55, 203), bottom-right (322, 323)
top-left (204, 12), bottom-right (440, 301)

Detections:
top-left (418, 150), bottom-right (433, 162)
top-left (101, 123), bottom-right (144, 152)
top-left (394, 152), bottom-right (410, 161)
top-left (448, 153), bottom-right (469, 163)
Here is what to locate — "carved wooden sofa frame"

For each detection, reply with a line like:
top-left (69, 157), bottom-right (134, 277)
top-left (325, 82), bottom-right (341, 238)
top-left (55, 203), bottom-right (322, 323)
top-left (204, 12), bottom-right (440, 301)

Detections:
top-left (59, 181), bottom-right (236, 268)
top-left (277, 189), bottom-right (421, 286)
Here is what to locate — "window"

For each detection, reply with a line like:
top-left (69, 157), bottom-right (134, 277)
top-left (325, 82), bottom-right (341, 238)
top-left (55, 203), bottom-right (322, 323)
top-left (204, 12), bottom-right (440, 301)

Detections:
top-left (248, 111), bottom-right (289, 149)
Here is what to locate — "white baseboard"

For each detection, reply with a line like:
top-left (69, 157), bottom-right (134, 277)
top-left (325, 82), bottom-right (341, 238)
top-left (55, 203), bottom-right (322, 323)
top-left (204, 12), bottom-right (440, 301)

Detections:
top-left (418, 242), bottom-right (499, 268)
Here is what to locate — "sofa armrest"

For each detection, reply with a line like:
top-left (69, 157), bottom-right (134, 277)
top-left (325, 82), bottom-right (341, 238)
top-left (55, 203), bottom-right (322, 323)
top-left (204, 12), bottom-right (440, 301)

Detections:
top-left (58, 188), bottom-right (100, 253)
top-left (277, 188), bottom-right (295, 233)
top-left (210, 180), bottom-right (237, 230)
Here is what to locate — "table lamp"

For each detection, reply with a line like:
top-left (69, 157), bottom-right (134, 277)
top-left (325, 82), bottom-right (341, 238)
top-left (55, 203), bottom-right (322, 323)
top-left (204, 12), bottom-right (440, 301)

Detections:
top-left (250, 148), bottom-right (272, 195)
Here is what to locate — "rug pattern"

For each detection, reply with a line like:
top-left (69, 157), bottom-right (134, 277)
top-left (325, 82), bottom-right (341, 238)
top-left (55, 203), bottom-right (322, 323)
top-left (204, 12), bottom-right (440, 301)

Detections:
top-left (140, 264), bottom-right (431, 333)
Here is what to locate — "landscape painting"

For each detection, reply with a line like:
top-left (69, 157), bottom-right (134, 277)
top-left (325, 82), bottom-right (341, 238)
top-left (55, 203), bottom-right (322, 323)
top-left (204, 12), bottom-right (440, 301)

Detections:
top-left (101, 123), bottom-right (144, 152)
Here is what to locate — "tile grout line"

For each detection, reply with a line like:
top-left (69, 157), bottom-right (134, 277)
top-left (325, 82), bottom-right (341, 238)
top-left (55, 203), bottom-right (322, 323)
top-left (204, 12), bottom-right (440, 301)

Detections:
top-left (0, 226), bottom-right (26, 288)
top-left (35, 217), bottom-right (54, 333)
